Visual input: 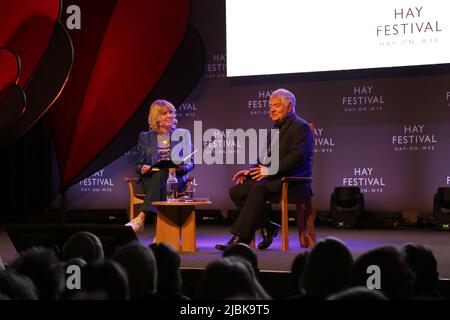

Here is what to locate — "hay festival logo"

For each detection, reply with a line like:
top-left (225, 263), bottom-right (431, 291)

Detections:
top-left (392, 124), bottom-right (438, 152)
top-left (342, 85), bottom-right (384, 112)
top-left (342, 167), bottom-right (386, 193)
top-left (377, 5), bottom-right (443, 46)
top-left (248, 90), bottom-right (272, 116)
top-left (205, 52), bottom-right (226, 79)
top-left (177, 101), bottom-right (198, 118)
top-left (313, 126), bottom-right (335, 153)
top-left (79, 169), bottom-right (114, 193)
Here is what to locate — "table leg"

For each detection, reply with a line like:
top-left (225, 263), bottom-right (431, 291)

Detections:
top-left (156, 206), bottom-right (181, 251)
top-left (181, 206), bottom-right (196, 252)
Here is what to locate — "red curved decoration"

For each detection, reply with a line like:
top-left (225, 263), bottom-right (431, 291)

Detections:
top-left (50, 0), bottom-right (118, 188)
top-left (0, 48), bottom-right (20, 103)
top-left (0, 21), bottom-right (73, 147)
top-left (62, 0), bottom-right (189, 187)
top-left (0, 0), bottom-right (60, 88)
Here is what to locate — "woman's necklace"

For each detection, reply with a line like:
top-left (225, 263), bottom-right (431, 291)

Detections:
top-left (159, 132), bottom-right (170, 148)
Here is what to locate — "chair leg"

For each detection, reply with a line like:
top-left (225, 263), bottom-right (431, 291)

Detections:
top-left (306, 214), bottom-right (316, 246)
top-left (296, 202), bottom-right (307, 248)
top-left (129, 200), bottom-right (134, 222)
top-left (249, 233), bottom-right (256, 248)
top-left (297, 198), bottom-right (315, 248)
top-left (305, 198), bottom-right (316, 246)
top-left (281, 185), bottom-right (289, 252)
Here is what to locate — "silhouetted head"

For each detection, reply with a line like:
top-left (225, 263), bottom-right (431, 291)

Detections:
top-left (289, 251), bottom-right (309, 295)
top-left (84, 260), bottom-right (129, 300)
top-left (61, 231), bottom-right (104, 263)
top-left (402, 243), bottom-right (440, 298)
top-left (9, 246), bottom-right (64, 300)
top-left (0, 270), bottom-right (38, 300)
top-left (196, 257), bottom-right (256, 300)
top-left (223, 243), bottom-right (259, 276)
top-left (300, 237), bottom-right (353, 299)
top-left (149, 243), bottom-right (186, 299)
top-left (69, 290), bottom-right (109, 300)
top-left (351, 246), bottom-right (415, 300)
top-left (64, 257), bottom-right (87, 269)
top-left (327, 286), bottom-right (388, 300)
top-left (113, 241), bottom-right (157, 299)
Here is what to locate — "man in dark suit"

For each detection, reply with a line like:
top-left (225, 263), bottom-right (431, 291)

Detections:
top-left (215, 89), bottom-right (313, 251)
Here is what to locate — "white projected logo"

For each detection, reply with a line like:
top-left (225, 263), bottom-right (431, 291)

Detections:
top-left (226, 0), bottom-right (450, 76)
top-left (178, 102), bottom-right (198, 119)
top-left (248, 90), bottom-right (272, 116)
top-left (341, 86), bottom-right (384, 112)
top-left (79, 169), bottom-right (114, 193)
top-left (392, 124), bottom-right (438, 152)
top-left (313, 127), bottom-right (335, 153)
top-left (343, 168), bottom-right (386, 193)
top-left (205, 52), bottom-right (226, 79)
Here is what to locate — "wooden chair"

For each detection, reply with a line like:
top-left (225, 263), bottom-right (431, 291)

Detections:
top-left (250, 177), bottom-right (314, 252)
top-left (270, 176), bottom-right (315, 252)
top-left (124, 177), bottom-right (145, 221)
top-left (271, 123), bottom-right (316, 251)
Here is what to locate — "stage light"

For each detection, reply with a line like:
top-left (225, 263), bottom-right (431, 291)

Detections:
top-left (433, 188), bottom-right (450, 231)
top-left (330, 187), bottom-right (365, 229)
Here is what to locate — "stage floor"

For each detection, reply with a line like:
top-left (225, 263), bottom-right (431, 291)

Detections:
top-left (1, 225), bottom-right (450, 278)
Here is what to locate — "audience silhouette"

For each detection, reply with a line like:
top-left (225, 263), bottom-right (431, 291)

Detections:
top-left (1, 232), bottom-right (448, 301)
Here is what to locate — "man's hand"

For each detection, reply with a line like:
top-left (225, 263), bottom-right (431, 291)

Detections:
top-left (141, 165), bottom-right (151, 174)
top-left (141, 165), bottom-right (160, 174)
top-left (232, 169), bottom-right (250, 185)
top-left (249, 165), bottom-right (269, 181)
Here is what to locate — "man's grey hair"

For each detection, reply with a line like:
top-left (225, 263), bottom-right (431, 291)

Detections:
top-left (271, 88), bottom-right (296, 111)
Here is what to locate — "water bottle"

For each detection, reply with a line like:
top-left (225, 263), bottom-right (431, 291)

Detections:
top-left (166, 168), bottom-right (178, 202)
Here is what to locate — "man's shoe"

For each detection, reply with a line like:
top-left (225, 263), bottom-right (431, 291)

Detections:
top-left (258, 222), bottom-right (281, 250)
top-left (215, 235), bottom-right (243, 251)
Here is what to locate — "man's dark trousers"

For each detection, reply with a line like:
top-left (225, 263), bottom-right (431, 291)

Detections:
top-left (229, 178), bottom-right (279, 242)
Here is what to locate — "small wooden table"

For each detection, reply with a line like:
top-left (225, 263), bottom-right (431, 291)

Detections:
top-left (151, 200), bottom-right (211, 252)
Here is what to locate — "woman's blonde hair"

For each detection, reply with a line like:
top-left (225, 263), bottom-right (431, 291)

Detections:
top-left (147, 99), bottom-right (178, 132)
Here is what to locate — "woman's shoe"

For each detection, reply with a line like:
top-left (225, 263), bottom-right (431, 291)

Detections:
top-left (125, 216), bottom-right (144, 233)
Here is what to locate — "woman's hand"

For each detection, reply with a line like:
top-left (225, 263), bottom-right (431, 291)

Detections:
top-left (175, 164), bottom-right (186, 172)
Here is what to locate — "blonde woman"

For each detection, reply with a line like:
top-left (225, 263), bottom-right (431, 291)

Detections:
top-left (126, 99), bottom-right (194, 232)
